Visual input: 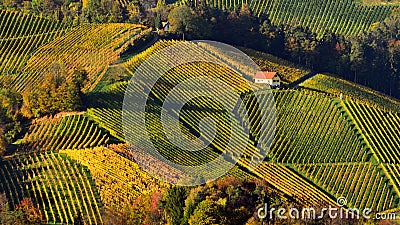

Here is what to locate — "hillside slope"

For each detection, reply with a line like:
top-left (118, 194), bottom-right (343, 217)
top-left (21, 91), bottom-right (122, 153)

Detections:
top-left (182, 0), bottom-right (396, 36)
top-left (85, 41), bottom-right (400, 212)
top-left (17, 24), bottom-right (151, 92)
top-left (0, 152), bottom-right (103, 224)
top-left (300, 73), bottom-right (400, 112)
top-left (0, 11), bottom-right (67, 77)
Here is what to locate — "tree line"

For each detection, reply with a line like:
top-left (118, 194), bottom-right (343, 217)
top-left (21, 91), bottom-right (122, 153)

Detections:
top-left (102, 177), bottom-right (373, 225)
top-left (0, 0), bottom-right (157, 25)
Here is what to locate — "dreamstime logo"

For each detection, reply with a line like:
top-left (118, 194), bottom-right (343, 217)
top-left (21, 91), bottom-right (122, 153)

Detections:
top-left (257, 197), bottom-right (397, 220)
top-left (122, 41), bottom-right (276, 186)
top-left (336, 196), bottom-right (347, 207)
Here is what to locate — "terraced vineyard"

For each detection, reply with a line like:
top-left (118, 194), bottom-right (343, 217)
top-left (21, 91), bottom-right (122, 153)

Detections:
top-left (8, 23), bottom-right (151, 92)
top-left (18, 114), bottom-right (109, 153)
top-left (341, 100), bottom-right (400, 163)
top-left (250, 162), bottom-right (337, 207)
top-left (113, 40), bottom-right (310, 88)
top-left (182, 0), bottom-right (397, 36)
top-left (300, 73), bottom-right (400, 112)
top-left (0, 11), bottom-right (67, 77)
top-left (173, 87), bottom-right (400, 209)
top-left (239, 91), bottom-right (370, 164)
top-left (237, 90), bottom-right (400, 210)
top-left (109, 143), bottom-right (256, 181)
top-left (382, 164), bottom-right (400, 199)
top-left (61, 147), bottom-right (169, 214)
top-left (88, 40), bottom-right (258, 142)
top-left (0, 152), bottom-right (103, 224)
top-left (1, 17), bottom-right (400, 224)
top-left (293, 163), bottom-right (399, 212)
top-left (88, 103), bottom-right (221, 166)
top-left (84, 40), bottom-right (400, 212)
top-left (123, 40), bottom-right (180, 73)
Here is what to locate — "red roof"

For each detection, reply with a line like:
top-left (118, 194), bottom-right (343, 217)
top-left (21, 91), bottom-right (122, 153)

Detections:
top-left (254, 71), bottom-right (277, 80)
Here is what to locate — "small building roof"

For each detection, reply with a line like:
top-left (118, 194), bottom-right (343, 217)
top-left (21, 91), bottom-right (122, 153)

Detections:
top-left (254, 71), bottom-right (278, 80)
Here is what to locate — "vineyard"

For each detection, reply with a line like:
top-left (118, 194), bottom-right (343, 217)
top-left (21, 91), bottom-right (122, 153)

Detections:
top-left (293, 162), bottom-right (399, 212)
top-left (15, 24), bottom-right (151, 92)
top-left (239, 91), bottom-right (370, 164)
top-left (300, 73), bottom-right (400, 112)
top-left (1, 9), bottom-right (400, 222)
top-left (0, 152), bottom-right (103, 224)
top-left (174, 88), bottom-right (399, 209)
top-left (109, 143), bottom-right (256, 181)
top-left (238, 90), bottom-right (400, 210)
top-left (60, 147), bottom-right (169, 214)
top-left (340, 100), bottom-right (400, 163)
top-left (123, 40), bottom-right (180, 73)
top-left (83, 40), bottom-right (400, 212)
top-left (250, 162), bottom-right (337, 207)
top-left (182, 0), bottom-right (397, 36)
top-left (18, 114), bottom-right (109, 154)
top-left (88, 98), bottom-right (222, 167)
top-left (0, 11), bottom-right (67, 78)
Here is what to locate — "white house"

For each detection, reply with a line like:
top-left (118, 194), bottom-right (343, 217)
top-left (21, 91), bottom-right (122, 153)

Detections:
top-left (253, 71), bottom-right (281, 87)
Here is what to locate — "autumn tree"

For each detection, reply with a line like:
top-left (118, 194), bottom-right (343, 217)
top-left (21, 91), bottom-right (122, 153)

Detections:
top-left (349, 40), bottom-right (366, 83)
top-left (0, 88), bottom-right (23, 156)
top-left (16, 198), bottom-right (42, 224)
top-left (188, 199), bottom-right (226, 225)
top-left (22, 65), bottom-right (86, 118)
top-left (162, 186), bottom-right (188, 225)
top-left (0, 197), bottom-right (42, 225)
top-left (168, 5), bottom-right (211, 39)
top-left (126, 1), bottom-right (142, 23)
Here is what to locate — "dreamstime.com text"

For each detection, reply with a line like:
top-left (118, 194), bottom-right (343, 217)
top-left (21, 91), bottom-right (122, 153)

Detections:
top-left (257, 197), bottom-right (398, 220)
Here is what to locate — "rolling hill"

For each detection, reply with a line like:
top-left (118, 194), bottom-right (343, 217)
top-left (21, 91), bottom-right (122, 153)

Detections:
top-left (0, 15), bottom-right (152, 92)
top-left (0, 11), bottom-right (67, 78)
top-left (86, 41), bottom-right (400, 212)
top-left (182, 0), bottom-right (397, 36)
top-left (300, 73), bottom-right (400, 112)
top-left (1, 29), bottom-right (400, 224)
